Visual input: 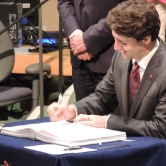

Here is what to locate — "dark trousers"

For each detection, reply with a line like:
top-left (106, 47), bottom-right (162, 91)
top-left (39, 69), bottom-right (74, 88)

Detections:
top-left (72, 61), bottom-right (106, 101)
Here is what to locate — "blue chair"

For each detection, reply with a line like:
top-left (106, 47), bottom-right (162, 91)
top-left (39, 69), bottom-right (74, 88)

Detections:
top-left (0, 20), bottom-right (33, 120)
top-left (0, 20), bottom-right (51, 121)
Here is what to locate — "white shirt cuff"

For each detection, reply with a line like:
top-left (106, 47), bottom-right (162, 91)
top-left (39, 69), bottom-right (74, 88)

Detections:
top-left (69, 104), bottom-right (78, 117)
top-left (69, 29), bottom-right (82, 37)
top-left (105, 114), bottom-right (111, 128)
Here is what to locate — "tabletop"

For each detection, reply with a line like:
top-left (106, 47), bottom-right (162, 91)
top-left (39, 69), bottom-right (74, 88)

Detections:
top-left (0, 118), bottom-right (166, 166)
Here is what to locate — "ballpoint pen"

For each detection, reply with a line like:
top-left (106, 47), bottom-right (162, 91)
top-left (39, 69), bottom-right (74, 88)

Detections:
top-left (56, 93), bottom-right (62, 121)
top-left (64, 146), bottom-right (82, 151)
top-left (56, 93), bottom-right (74, 122)
top-left (96, 144), bottom-right (129, 150)
top-left (63, 144), bottom-right (129, 151)
top-left (58, 93), bottom-right (62, 106)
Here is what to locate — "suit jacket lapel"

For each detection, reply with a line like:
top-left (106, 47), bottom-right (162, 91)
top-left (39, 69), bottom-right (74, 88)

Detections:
top-left (129, 52), bottom-right (162, 118)
top-left (121, 60), bottom-right (132, 117)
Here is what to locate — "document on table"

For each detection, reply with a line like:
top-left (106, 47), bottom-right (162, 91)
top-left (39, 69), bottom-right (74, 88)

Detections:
top-left (1, 120), bottom-right (126, 146)
top-left (24, 144), bottom-right (96, 155)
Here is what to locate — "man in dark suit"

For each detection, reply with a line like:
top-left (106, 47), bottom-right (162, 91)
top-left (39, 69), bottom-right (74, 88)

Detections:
top-left (48, 0), bottom-right (166, 138)
top-left (58, 0), bottom-right (125, 101)
top-left (147, 0), bottom-right (166, 42)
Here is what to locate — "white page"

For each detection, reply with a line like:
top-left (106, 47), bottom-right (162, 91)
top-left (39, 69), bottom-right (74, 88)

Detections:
top-left (39, 123), bottom-right (125, 141)
top-left (36, 123), bottom-right (126, 146)
top-left (1, 121), bottom-right (69, 139)
top-left (1, 120), bottom-right (69, 133)
top-left (24, 144), bottom-right (96, 155)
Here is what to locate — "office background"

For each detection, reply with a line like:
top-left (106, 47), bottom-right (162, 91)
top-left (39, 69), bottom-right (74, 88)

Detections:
top-left (41, 0), bottom-right (59, 31)
top-left (0, 0), bottom-right (73, 121)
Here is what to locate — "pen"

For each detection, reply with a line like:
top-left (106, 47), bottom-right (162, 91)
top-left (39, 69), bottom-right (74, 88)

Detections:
top-left (57, 93), bottom-right (74, 123)
top-left (97, 144), bottom-right (129, 150)
top-left (58, 93), bottom-right (62, 106)
top-left (56, 93), bottom-right (62, 121)
top-left (64, 146), bottom-right (82, 151)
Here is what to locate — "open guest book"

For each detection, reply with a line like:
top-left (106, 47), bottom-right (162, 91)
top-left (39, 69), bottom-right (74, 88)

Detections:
top-left (0, 120), bottom-right (126, 147)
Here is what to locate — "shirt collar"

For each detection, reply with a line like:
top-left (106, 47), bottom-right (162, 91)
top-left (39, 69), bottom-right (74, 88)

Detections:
top-left (132, 39), bottom-right (159, 70)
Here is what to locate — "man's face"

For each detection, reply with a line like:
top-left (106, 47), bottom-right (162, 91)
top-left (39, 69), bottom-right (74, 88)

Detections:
top-left (112, 30), bottom-right (147, 61)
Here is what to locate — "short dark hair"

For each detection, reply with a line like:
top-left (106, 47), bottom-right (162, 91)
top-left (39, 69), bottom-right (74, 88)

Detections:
top-left (106, 0), bottom-right (160, 41)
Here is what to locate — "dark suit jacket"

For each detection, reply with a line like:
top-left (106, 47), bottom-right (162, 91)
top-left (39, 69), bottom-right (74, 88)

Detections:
top-left (58, 0), bottom-right (125, 73)
top-left (75, 39), bottom-right (166, 139)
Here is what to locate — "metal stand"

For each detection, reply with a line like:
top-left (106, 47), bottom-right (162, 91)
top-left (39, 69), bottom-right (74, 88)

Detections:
top-left (38, 3), bottom-right (44, 118)
top-left (58, 16), bottom-right (63, 94)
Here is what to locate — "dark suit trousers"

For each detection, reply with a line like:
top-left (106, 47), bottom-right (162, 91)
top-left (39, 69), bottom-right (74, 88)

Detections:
top-left (72, 61), bottom-right (106, 101)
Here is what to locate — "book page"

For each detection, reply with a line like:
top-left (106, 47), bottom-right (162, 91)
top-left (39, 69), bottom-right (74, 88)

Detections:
top-left (36, 122), bottom-right (126, 146)
top-left (39, 123), bottom-right (125, 141)
top-left (1, 120), bottom-right (70, 139)
top-left (25, 144), bottom-right (96, 155)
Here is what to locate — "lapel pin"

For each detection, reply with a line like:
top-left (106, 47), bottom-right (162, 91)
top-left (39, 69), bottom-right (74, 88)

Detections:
top-left (150, 74), bottom-right (152, 78)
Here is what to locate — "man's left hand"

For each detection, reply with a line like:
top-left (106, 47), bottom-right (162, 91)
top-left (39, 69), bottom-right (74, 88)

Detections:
top-left (69, 31), bottom-right (87, 55)
top-left (74, 114), bottom-right (108, 128)
top-left (77, 52), bottom-right (94, 61)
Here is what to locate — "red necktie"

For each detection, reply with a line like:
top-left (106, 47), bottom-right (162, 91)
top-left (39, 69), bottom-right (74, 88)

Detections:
top-left (129, 62), bottom-right (140, 100)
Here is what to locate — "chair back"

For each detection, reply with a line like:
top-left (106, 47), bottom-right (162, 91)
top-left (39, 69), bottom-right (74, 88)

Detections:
top-left (0, 21), bottom-right (15, 82)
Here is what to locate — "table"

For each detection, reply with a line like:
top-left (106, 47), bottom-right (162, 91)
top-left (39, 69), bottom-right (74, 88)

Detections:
top-left (0, 118), bottom-right (166, 166)
top-left (12, 48), bottom-right (72, 76)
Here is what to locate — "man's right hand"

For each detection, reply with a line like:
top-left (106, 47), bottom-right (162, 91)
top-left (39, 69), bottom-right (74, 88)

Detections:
top-left (47, 103), bottom-right (76, 122)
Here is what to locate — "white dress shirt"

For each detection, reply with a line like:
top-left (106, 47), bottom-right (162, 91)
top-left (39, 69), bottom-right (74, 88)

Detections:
top-left (133, 39), bottom-right (159, 80)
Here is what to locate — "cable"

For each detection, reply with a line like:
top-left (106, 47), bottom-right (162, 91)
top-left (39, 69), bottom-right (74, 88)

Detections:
top-left (22, 20), bottom-right (49, 45)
